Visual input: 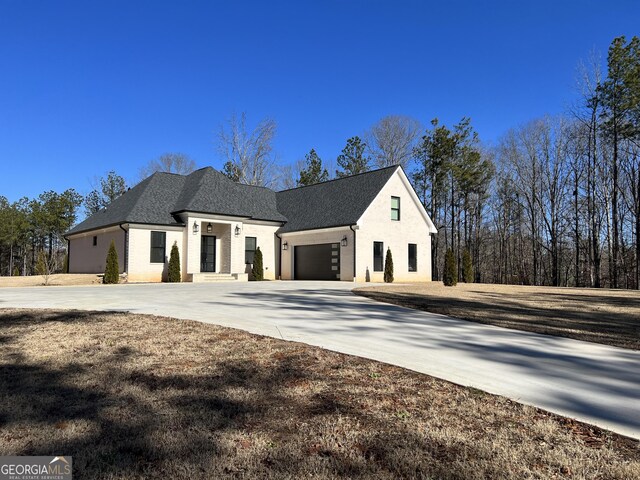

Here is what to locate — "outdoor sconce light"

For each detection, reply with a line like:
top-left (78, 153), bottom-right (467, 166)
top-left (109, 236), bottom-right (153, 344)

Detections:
top-left (207, 223), bottom-right (213, 234)
top-left (234, 225), bottom-right (241, 237)
top-left (341, 235), bottom-right (348, 247)
top-left (282, 241), bottom-right (288, 251)
top-left (192, 221), bottom-right (199, 234)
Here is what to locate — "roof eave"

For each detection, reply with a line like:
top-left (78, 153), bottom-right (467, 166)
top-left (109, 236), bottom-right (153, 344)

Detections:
top-left (171, 209), bottom-right (286, 224)
top-left (65, 220), bottom-right (185, 238)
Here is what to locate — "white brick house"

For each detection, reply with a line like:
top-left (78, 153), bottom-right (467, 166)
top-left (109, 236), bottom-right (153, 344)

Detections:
top-left (66, 166), bottom-right (437, 282)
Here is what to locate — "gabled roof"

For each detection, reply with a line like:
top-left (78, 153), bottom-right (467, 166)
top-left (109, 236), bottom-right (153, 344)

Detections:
top-left (275, 166), bottom-right (398, 233)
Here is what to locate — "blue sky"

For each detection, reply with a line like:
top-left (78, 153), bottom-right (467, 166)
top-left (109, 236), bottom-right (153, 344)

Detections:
top-left (1, 0), bottom-right (638, 202)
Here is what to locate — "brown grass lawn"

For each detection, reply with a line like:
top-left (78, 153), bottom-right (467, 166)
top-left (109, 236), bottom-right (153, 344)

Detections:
top-left (0, 309), bottom-right (638, 479)
top-left (0, 274), bottom-right (102, 288)
top-left (355, 283), bottom-right (640, 351)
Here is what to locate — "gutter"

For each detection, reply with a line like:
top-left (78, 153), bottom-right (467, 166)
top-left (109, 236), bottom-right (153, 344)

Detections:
top-left (349, 224), bottom-right (357, 280)
top-left (119, 224), bottom-right (128, 274)
top-left (65, 220), bottom-right (186, 238)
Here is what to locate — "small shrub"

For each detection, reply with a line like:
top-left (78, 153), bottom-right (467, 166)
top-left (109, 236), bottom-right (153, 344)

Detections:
top-left (35, 250), bottom-right (47, 276)
top-left (462, 249), bottom-right (473, 283)
top-left (103, 240), bottom-right (120, 284)
top-left (443, 248), bottom-right (457, 286)
top-left (384, 247), bottom-right (394, 283)
top-left (36, 250), bottom-right (57, 286)
top-left (252, 247), bottom-right (264, 281)
top-left (12, 266), bottom-right (20, 277)
top-left (167, 242), bottom-right (181, 282)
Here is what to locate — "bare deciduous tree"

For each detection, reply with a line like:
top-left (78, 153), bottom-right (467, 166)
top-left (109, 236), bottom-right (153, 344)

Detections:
top-left (274, 160), bottom-right (305, 191)
top-left (139, 153), bottom-right (197, 180)
top-left (217, 112), bottom-right (278, 187)
top-left (366, 115), bottom-right (422, 169)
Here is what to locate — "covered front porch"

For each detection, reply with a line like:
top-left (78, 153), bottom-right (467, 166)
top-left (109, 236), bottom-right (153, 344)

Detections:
top-left (184, 217), bottom-right (249, 282)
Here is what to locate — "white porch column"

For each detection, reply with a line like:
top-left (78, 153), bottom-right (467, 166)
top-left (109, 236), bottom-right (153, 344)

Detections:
top-left (230, 222), bottom-right (245, 275)
top-left (185, 216), bottom-right (201, 275)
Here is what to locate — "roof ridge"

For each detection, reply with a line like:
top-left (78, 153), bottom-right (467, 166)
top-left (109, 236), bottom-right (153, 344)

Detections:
top-left (277, 165), bottom-right (399, 193)
top-left (149, 170), bottom-right (189, 178)
top-left (235, 182), bottom-right (276, 192)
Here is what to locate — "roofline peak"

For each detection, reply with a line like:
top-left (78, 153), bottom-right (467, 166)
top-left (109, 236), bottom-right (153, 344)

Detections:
top-left (277, 165), bottom-right (400, 193)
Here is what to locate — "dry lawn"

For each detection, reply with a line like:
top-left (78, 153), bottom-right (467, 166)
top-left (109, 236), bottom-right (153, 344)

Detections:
top-left (0, 309), bottom-right (638, 479)
top-left (355, 283), bottom-right (640, 350)
top-left (0, 274), bottom-right (102, 288)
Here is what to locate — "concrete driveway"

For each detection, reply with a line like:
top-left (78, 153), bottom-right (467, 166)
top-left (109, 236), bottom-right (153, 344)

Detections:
top-left (1, 280), bottom-right (639, 439)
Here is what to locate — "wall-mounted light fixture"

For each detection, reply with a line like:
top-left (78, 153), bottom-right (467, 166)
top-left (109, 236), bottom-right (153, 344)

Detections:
top-left (234, 225), bottom-right (241, 237)
top-left (193, 221), bottom-right (199, 234)
top-left (341, 235), bottom-right (348, 247)
top-left (207, 223), bottom-right (213, 234)
top-left (282, 241), bottom-right (288, 251)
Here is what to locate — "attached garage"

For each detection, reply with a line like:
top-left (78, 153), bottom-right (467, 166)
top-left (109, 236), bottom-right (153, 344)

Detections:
top-left (294, 243), bottom-right (341, 280)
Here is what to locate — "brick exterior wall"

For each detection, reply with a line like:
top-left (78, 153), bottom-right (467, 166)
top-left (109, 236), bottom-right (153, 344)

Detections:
top-left (68, 226), bottom-right (126, 274)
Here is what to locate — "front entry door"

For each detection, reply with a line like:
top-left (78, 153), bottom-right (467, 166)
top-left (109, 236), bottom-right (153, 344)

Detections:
top-left (201, 236), bottom-right (216, 272)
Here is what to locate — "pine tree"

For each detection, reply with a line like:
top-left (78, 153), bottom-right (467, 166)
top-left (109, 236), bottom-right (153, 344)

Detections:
top-left (84, 171), bottom-right (127, 216)
top-left (252, 246), bottom-right (264, 281)
top-left (104, 240), bottom-right (120, 284)
top-left (462, 249), bottom-right (473, 283)
top-left (336, 136), bottom-right (371, 178)
top-left (443, 248), bottom-right (457, 286)
top-left (167, 242), bottom-right (181, 282)
top-left (384, 248), bottom-right (394, 283)
top-left (298, 149), bottom-right (329, 186)
top-left (598, 36), bottom-right (640, 288)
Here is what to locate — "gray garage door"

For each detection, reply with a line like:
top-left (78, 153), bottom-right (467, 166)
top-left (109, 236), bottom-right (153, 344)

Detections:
top-left (294, 243), bottom-right (340, 280)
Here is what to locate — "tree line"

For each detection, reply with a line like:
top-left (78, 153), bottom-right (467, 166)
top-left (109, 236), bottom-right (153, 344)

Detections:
top-left (0, 190), bottom-right (83, 276)
top-left (0, 154), bottom-right (197, 277)
top-left (1, 36), bottom-right (637, 290)
top-left (219, 36), bottom-right (640, 290)
top-left (484, 36), bottom-right (639, 289)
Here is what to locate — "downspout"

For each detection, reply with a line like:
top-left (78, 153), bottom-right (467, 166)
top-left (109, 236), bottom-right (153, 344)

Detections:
top-left (66, 238), bottom-right (71, 273)
top-left (119, 224), bottom-right (128, 274)
top-left (275, 228), bottom-right (283, 280)
top-left (349, 224), bottom-right (357, 281)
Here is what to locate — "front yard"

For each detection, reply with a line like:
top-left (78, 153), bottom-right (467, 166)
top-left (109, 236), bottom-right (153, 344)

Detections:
top-left (355, 283), bottom-right (640, 350)
top-left (0, 309), bottom-right (638, 479)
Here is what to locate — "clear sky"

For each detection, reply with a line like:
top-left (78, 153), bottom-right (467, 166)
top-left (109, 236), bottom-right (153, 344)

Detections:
top-left (1, 0), bottom-right (638, 202)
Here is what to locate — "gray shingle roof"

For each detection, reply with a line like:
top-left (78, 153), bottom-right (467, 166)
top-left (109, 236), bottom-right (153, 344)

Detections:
top-left (67, 172), bottom-right (187, 235)
top-left (275, 166), bottom-right (398, 233)
top-left (172, 167), bottom-right (286, 222)
top-left (67, 165), bottom-right (399, 236)
top-left (67, 167), bottom-right (285, 235)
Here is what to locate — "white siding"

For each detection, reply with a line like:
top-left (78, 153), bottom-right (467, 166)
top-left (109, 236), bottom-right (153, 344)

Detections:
top-left (68, 227), bottom-right (126, 274)
top-left (355, 170), bottom-right (432, 282)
